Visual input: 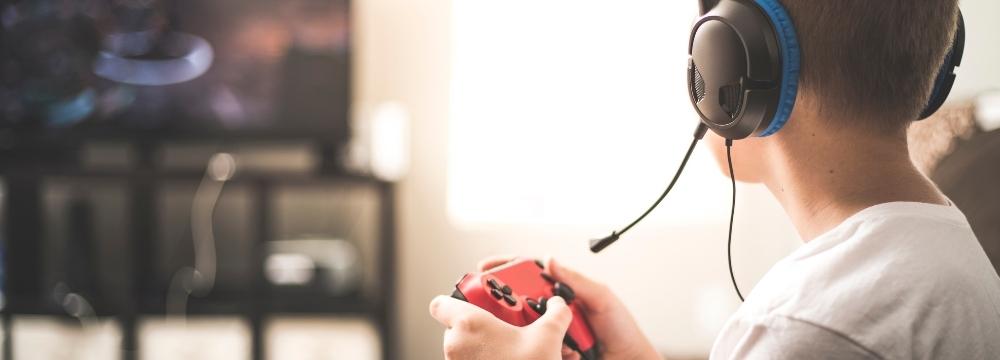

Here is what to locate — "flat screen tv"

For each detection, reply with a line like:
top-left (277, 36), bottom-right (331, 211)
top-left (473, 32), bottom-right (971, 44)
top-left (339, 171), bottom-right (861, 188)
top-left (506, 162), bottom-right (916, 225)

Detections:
top-left (0, 0), bottom-right (351, 142)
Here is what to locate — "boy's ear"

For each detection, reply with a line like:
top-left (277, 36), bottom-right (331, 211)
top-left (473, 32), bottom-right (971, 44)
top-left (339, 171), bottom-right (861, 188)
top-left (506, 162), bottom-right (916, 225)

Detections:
top-left (706, 132), bottom-right (772, 184)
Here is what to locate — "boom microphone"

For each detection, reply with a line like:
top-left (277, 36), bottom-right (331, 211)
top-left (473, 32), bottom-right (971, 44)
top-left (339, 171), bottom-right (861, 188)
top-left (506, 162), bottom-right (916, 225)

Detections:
top-left (589, 123), bottom-right (708, 253)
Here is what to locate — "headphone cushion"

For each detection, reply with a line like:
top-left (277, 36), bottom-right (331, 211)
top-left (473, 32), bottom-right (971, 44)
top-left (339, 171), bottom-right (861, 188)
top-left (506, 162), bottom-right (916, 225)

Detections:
top-left (920, 51), bottom-right (955, 119)
top-left (918, 12), bottom-right (964, 120)
top-left (753, 0), bottom-right (801, 137)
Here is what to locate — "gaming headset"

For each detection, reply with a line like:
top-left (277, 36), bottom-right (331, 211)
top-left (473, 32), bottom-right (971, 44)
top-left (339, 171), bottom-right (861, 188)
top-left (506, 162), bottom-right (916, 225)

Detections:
top-left (689, 0), bottom-right (966, 140)
top-left (590, 0), bottom-right (967, 300)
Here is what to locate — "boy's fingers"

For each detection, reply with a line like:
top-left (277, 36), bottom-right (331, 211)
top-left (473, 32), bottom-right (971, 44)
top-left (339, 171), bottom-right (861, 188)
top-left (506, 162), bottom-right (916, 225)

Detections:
top-left (531, 296), bottom-right (573, 334)
top-left (561, 345), bottom-right (575, 356)
top-left (562, 352), bottom-right (582, 360)
top-left (477, 255), bottom-right (516, 272)
top-left (546, 258), bottom-right (612, 312)
top-left (429, 295), bottom-right (489, 329)
top-left (561, 345), bottom-right (581, 360)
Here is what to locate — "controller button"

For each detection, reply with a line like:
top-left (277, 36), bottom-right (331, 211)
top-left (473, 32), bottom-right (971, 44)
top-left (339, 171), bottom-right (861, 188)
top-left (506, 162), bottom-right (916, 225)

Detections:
top-left (540, 272), bottom-right (556, 283)
top-left (451, 289), bottom-right (469, 302)
top-left (487, 278), bottom-right (500, 289)
top-left (490, 288), bottom-right (504, 300)
top-left (501, 285), bottom-right (512, 295)
top-left (527, 298), bottom-right (545, 314)
top-left (534, 259), bottom-right (545, 269)
top-left (554, 282), bottom-right (576, 303)
top-left (502, 294), bottom-right (518, 306)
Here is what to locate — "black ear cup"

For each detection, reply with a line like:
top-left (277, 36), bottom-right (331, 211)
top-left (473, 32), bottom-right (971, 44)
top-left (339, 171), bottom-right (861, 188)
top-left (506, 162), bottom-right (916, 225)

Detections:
top-left (918, 11), bottom-right (965, 120)
top-left (688, 0), bottom-right (800, 140)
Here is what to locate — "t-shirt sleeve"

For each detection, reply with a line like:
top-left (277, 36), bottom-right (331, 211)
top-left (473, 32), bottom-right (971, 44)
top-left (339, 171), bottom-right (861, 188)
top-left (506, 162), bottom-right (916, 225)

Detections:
top-left (711, 314), bottom-right (882, 360)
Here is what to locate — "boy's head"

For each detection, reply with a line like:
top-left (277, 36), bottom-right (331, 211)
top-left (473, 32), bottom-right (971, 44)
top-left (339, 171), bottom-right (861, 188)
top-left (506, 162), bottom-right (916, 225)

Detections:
top-left (708, 0), bottom-right (961, 183)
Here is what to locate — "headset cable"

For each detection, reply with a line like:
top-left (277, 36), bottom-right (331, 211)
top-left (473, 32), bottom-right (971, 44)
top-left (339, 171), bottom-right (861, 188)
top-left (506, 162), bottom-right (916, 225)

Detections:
top-left (725, 139), bottom-right (745, 302)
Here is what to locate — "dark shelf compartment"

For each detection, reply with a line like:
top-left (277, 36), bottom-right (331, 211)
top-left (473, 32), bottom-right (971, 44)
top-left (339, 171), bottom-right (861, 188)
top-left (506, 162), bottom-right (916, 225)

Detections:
top-left (3, 292), bottom-right (379, 317)
top-left (0, 168), bottom-right (390, 186)
top-left (1, 142), bottom-right (398, 360)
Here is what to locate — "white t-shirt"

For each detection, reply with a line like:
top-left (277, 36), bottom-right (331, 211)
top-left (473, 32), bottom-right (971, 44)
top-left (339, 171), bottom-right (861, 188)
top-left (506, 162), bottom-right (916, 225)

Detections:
top-left (711, 202), bottom-right (1000, 360)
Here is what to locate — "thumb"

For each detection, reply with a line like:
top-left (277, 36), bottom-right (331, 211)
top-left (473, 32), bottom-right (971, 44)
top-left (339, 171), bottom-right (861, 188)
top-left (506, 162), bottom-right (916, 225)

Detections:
top-left (531, 296), bottom-right (573, 334)
top-left (547, 258), bottom-right (600, 293)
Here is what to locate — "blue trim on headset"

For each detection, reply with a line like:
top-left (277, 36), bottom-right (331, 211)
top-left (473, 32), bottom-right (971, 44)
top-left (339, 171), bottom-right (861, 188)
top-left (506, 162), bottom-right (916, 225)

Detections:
top-left (754, 0), bottom-right (800, 137)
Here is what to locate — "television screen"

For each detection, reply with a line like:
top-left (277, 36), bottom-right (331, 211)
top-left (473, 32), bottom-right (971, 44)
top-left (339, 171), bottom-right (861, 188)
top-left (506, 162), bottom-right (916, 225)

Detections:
top-left (0, 0), bottom-right (351, 139)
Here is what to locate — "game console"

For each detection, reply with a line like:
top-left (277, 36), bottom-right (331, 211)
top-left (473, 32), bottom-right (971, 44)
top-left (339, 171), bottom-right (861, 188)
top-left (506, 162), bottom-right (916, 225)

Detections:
top-left (450, 258), bottom-right (599, 360)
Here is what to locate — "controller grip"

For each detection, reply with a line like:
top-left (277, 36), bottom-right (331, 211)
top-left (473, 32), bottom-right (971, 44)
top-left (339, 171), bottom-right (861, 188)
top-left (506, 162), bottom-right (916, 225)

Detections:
top-left (566, 305), bottom-right (599, 360)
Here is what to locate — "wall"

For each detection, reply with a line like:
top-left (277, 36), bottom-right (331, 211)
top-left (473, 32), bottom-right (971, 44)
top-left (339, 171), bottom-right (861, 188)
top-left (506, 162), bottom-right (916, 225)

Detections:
top-left (354, 0), bottom-right (1000, 358)
top-left (950, 0), bottom-right (1000, 100)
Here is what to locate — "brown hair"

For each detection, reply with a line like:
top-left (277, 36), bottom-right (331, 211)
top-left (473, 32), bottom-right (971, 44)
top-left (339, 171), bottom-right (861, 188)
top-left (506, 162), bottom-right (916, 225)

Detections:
top-left (782, 0), bottom-right (960, 131)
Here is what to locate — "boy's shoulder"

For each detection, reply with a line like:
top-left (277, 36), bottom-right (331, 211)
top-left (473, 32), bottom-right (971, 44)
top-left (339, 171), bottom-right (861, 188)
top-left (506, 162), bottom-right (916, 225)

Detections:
top-left (736, 201), bottom-right (1000, 359)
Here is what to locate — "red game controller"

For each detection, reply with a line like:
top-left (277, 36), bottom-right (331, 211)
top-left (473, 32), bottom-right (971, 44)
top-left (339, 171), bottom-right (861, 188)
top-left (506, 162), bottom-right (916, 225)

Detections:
top-left (451, 258), bottom-right (599, 360)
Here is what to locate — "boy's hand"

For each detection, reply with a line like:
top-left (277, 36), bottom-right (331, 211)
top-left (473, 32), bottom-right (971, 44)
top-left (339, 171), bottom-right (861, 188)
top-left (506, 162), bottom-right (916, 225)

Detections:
top-left (429, 293), bottom-right (573, 359)
top-left (434, 256), bottom-right (662, 360)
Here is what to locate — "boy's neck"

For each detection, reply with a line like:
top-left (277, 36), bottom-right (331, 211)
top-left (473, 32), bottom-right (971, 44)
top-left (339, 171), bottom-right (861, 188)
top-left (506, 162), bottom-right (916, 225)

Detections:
top-left (764, 123), bottom-right (948, 242)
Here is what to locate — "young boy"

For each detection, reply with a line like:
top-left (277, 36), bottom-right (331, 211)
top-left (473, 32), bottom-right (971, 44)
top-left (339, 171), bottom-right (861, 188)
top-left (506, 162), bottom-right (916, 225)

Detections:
top-left (429, 0), bottom-right (1000, 358)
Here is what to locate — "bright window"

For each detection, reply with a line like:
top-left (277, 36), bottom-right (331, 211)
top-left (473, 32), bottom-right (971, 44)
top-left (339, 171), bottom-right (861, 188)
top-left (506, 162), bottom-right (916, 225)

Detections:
top-left (448, 1), bottom-right (729, 226)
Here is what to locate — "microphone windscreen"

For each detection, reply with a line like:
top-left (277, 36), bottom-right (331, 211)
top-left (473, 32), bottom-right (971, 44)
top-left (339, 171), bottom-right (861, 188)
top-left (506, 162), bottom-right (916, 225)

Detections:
top-left (589, 232), bottom-right (620, 253)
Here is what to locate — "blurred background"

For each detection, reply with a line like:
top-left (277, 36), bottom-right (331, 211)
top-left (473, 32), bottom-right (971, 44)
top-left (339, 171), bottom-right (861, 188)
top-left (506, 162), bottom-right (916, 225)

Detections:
top-left (0, 0), bottom-right (998, 359)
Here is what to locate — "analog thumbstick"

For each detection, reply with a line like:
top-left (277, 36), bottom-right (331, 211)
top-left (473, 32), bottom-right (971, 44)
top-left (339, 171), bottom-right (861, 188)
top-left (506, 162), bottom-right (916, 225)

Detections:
top-left (553, 282), bottom-right (575, 303)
